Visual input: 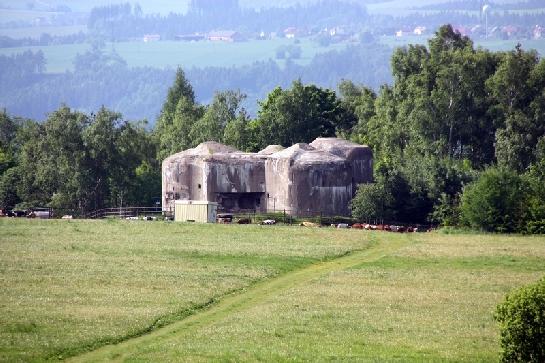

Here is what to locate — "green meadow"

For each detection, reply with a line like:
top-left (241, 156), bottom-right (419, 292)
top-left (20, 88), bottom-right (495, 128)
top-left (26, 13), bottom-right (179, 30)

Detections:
top-left (1, 219), bottom-right (544, 361)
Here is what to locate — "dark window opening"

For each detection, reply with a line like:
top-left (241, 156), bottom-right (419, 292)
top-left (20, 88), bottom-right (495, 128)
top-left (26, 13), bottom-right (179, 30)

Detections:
top-left (198, 184), bottom-right (202, 189)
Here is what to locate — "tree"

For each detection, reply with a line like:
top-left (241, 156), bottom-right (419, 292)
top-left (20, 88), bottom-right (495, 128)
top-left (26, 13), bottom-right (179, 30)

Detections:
top-left (0, 167), bottom-right (20, 208)
top-left (351, 182), bottom-right (389, 223)
top-left (495, 277), bottom-right (545, 363)
top-left (489, 51), bottom-right (545, 172)
top-left (524, 155), bottom-right (545, 234)
top-left (255, 80), bottom-right (353, 148)
top-left (460, 168), bottom-right (527, 232)
top-left (189, 90), bottom-right (246, 146)
top-left (14, 105), bottom-right (159, 213)
top-left (83, 107), bottom-right (123, 210)
top-left (338, 80), bottom-right (375, 143)
top-left (155, 68), bottom-right (201, 160)
top-left (17, 106), bottom-right (90, 211)
top-left (223, 112), bottom-right (253, 151)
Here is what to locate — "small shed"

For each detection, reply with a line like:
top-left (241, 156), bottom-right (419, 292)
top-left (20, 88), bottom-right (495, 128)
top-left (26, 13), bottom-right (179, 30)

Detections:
top-left (174, 200), bottom-right (218, 223)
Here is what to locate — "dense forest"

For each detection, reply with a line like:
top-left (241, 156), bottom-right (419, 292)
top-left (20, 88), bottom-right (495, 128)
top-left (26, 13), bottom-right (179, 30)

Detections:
top-left (1, 25), bottom-right (544, 233)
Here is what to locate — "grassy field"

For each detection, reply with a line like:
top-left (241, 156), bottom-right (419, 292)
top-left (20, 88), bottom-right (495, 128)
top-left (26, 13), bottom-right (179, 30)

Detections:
top-left (0, 219), bottom-right (369, 361)
top-left (0, 38), bottom-right (349, 74)
top-left (70, 231), bottom-right (545, 362)
top-left (1, 220), bottom-right (544, 361)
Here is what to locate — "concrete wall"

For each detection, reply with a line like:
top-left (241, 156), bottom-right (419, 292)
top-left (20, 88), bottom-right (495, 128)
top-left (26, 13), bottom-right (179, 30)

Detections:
top-left (265, 143), bottom-right (353, 216)
top-left (310, 138), bottom-right (373, 185)
top-left (163, 139), bottom-right (373, 217)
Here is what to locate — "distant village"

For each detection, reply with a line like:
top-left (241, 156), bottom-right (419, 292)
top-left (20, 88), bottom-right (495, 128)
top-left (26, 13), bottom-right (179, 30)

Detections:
top-left (141, 23), bottom-right (545, 44)
top-left (142, 26), bottom-right (357, 43)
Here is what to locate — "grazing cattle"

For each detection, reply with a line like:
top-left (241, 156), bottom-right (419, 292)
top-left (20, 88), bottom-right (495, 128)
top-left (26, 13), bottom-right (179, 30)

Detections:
top-left (217, 213), bottom-right (233, 224)
top-left (352, 223), bottom-right (364, 229)
top-left (262, 219), bottom-right (276, 225)
top-left (237, 218), bottom-right (251, 224)
top-left (337, 223), bottom-right (349, 229)
top-left (301, 221), bottom-right (319, 227)
top-left (62, 215), bottom-right (73, 219)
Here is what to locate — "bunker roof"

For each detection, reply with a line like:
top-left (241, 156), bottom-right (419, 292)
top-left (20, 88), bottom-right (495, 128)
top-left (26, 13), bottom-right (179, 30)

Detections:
top-left (269, 143), bottom-right (346, 165)
top-left (258, 145), bottom-right (285, 155)
top-left (310, 137), bottom-right (372, 159)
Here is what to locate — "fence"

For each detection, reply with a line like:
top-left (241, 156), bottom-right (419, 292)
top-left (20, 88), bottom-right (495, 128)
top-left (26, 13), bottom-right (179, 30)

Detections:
top-left (84, 206), bottom-right (171, 219)
top-left (78, 206), bottom-right (433, 230)
top-left (221, 209), bottom-right (356, 226)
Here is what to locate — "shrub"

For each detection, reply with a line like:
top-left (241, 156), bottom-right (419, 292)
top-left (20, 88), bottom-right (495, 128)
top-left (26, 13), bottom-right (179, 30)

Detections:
top-left (495, 277), bottom-right (545, 362)
top-left (460, 168), bottom-right (527, 232)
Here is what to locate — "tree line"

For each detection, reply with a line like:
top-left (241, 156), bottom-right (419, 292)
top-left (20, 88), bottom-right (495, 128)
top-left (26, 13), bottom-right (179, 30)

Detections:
top-left (1, 25), bottom-right (544, 232)
top-left (350, 25), bottom-right (545, 233)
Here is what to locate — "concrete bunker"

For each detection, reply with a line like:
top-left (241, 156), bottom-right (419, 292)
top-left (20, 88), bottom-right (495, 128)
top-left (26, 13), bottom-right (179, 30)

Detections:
top-left (162, 138), bottom-right (372, 217)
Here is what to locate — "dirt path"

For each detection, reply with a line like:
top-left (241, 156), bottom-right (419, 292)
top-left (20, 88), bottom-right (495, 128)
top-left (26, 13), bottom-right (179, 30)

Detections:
top-left (68, 237), bottom-right (408, 362)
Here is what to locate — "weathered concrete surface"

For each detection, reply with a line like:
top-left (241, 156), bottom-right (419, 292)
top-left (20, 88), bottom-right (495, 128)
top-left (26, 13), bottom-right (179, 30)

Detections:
top-left (163, 142), bottom-right (266, 212)
top-left (265, 143), bottom-right (353, 216)
top-left (310, 138), bottom-right (373, 184)
top-left (163, 139), bottom-right (373, 216)
top-left (258, 145), bottom-right (285, 155)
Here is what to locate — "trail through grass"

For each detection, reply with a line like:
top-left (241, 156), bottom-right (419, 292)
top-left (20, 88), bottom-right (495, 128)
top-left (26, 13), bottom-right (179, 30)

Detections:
top-left (69, 234), bottom-right (406, 362)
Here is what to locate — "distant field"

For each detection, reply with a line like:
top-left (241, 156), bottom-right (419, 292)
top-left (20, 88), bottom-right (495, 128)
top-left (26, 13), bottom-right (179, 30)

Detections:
top-left (2, 219), bottom-right (544, 362)
top-left (380, 35), bottom-right (545, 57)
top-left (0, 9), bottom-right (61, 24)
top-left (0, 25), bottom-right (86, 39)
top-left (0, 38), bottom-right (349, 73)
top-left (476, 39), bottom-right (545, 56)
top-left (367, 0), bottom-right (451, 15)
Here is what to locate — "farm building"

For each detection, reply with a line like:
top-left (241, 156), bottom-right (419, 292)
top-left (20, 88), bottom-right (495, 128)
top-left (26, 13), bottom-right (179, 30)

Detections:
top-left (162, 138), bottom-right (373, 217)
top-left (208, 31), bottom-right (244, 42)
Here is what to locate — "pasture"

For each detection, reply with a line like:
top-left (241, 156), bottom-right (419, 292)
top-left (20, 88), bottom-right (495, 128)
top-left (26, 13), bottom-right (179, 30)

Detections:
top-left (1, 219), bottom-right (544, 362)
top-left (0, 38), bottom-right (349, 74)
